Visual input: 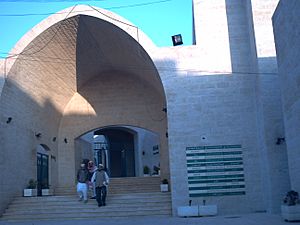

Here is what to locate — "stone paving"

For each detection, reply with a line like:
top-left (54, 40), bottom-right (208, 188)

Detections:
top-left (0, 213), bottom-right (297, 225)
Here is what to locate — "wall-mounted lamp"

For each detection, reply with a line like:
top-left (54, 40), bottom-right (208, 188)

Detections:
top-left (6, 117), bottom-right (12, 124)
top-left (51, 155), bottom-right (56, 161)
top-left (276, 137), bottom-right (285, 145)
top-left (52, 137), bottom-right (56, 142)
top-left (64, 138), bottom-right (68, 143)
top-left (166, 132), bottom-right (168, 138)
top-left (172, 34), bottom-right (183, 46)
top-left (162, 107), bottom-right (167, 113)
top-left (35, 133), bottom-right (41, 138)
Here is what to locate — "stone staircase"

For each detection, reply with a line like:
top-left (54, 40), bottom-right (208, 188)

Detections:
top-left (1, 177), bottom-right (172, 221)
top-left (55, 176), bottom-right (162, 195)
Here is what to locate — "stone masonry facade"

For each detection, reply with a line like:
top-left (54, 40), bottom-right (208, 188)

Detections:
top-left (0, 0), bottom-right (298, 217)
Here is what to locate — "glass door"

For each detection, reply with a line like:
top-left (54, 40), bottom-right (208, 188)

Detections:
top-left (37, 153), bottom-right (49, 196)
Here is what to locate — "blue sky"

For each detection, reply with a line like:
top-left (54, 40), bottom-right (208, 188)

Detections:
top-left (0, 0), bottom-right (193, 58)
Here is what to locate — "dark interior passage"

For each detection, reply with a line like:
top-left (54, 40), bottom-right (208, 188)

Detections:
top-left (95, 128), bottom-right (135, 177)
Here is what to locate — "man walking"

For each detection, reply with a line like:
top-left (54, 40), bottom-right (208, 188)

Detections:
top-left (76, 163), bottom-right (89, 203)
top-left (92, 164), bottom-right (109, 207)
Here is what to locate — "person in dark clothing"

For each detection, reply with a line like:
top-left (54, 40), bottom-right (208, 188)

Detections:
top-left (82, 159), bottom-right (90, 170)
top-left (92, 164), bottom-right (109, 207)
top-left (76, 163), bottom-right (89, 203)
top-left (88, 160), bottom-right (98, 199)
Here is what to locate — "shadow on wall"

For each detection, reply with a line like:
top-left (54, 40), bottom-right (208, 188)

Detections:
top-left (0, 75), bottom-right (62, 215)
top-left (256, 56), bottom-right (290, 213)
top-left (225, 1), bottom-right (290, 209)
top-left (225, 0), bottom-right (257, 74)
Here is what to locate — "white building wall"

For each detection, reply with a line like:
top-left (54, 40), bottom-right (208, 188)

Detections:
top-left (192, 0), bottom-right (232, 73)
top-left (252, 0), bottom-right (290, 213)
top-left (154, 0), bottom-right (263, 213)
top-left (273, 0), bottom-right (300, 195)
top-left (152, 0), bottom-right (289, 215)
top-left (155, 46), bottom-right (264, 214)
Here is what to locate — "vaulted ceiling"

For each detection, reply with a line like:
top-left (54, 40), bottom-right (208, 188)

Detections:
top-left (7, 10), bottom-right (164, 113)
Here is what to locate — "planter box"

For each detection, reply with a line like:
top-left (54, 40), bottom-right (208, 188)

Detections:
top-left (281, 205), bottom-right (300, 222)
top-left (177, 206), bottom-right (198, 217)
top-left (199, 205), bottom-right (218, 216)
top-left (177, 205), bottom-right (218, 217)
top-left (160, 184), bottom-right (169, 192)
top-left (42, 189), bottom-right (54, 196)
top-left (23, 189), bottom-right (37, 197)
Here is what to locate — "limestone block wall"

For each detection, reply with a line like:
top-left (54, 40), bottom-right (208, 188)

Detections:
top-left (225, 0), bottom-right (258, 73)
top-left (154, 45), bottom-right (264, 214)
top-left (0, 16), bottom-right (79, 214)
top-left (273, 0), bottom-right (300, 194)
top-left (154, 0), bottom-right (289, 214)
top-left (252, 0), bottom-right (290, 213)
top-left (0, 66), bottom-right (62, 215)
top-left (192, 0), bottom-right (231, 72)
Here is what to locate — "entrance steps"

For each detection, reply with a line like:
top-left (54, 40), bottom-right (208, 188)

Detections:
top-left (55, 176), bottom-right (162, 195)
top-left (1, 192), bottom-right (171, 221)
top-left (1, 176), bottom-right (172, 221)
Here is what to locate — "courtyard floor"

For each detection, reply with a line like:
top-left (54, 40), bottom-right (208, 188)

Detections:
top-left (0, 212), bottom-right (298, 225)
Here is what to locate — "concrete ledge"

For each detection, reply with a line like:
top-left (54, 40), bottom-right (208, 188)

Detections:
top-left (23, 189), bottom-right (37, 197)
top-left (177, 206), bottom-right (198, 217)
top-left (281, 205), bottom-right (300, 222)
top-left (42, 188), bottom-right (54, 196)
top-left (199, 205), bottom-right (218, 216)
top-left (177, 205), bottom-right (218, 217)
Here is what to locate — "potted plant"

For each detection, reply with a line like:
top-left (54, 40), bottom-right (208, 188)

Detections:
top-left (143, 166), bottom-right (150, 176)
top-left (152, 165), bottom-right (160, 176)
top-left (281, 190), bottom-right (300, 222)
top-left (160, 178), bottom-right (169, 192)
top-left (23, 179), bottom-right (37, 197)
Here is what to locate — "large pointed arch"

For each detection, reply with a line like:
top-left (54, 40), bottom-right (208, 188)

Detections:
top-left (1, 5), bottom-right (169, 189)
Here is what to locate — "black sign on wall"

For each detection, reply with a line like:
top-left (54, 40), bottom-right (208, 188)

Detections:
top-left (186, 145), bottom-right (246, 197)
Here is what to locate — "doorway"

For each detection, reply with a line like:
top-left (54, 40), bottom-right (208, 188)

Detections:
top-left (77, 126), bottom-right (160, 178)
top-left (95, 128), bottom-right (135, 178)
top-left (37, 153), bottom-right (49, 196)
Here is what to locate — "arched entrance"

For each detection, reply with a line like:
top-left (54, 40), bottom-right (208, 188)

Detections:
top-left (75, 126), bottom-right (160, 178)
top-left (3, 4), bottom-right (169, 188)
top-left (1, 4), bottom-right (169, 214)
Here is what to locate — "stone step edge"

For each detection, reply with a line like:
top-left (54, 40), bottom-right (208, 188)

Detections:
top-left (1, 214), bottom-right (171, 222)
top-left (2, 209), bottom-right (172, 218)
top-left (6, 202), bottom-right (172, 210)
top-left (4, 206), bottom-right (172, 215)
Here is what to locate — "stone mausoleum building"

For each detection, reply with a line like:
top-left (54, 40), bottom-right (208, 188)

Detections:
top-left (0, 0), bottom-right (299, 218)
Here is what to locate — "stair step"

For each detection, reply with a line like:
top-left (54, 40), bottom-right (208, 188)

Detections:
top-left (4, 205), bottom-right (172, 214)
top-left (1, 177), bottom-right (171, 221)
top-left (55, 176), bottom-right (163, 196)
top-left (2, 210), bottom-right (172, 221)
top-left (7, 199), bottom-right (171, 209)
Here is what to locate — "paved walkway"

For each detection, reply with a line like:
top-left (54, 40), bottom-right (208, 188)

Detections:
top-left (0, 213), bottom-right (298, 225)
